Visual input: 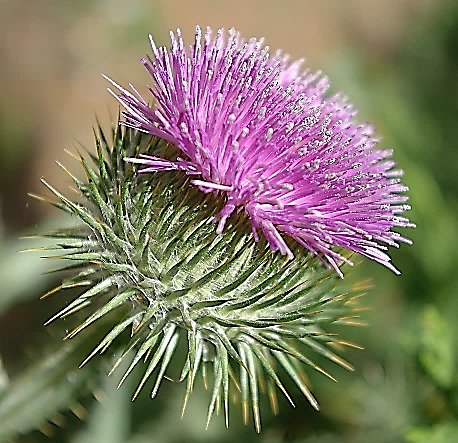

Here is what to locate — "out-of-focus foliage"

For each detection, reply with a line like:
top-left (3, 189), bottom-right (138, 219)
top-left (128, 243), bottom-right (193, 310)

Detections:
top-left (321, 1), bottom-right (458, 442)
top-left (418, 305), bottom-right (455, 389)
top-left (0, 0), bottom-right (457, 442)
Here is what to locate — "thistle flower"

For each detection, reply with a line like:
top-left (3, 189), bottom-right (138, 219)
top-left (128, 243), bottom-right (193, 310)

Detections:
top-left (105, 26), bottom-right (414, 277)
top-left (34, 122), bottom-right (364, 432)
top-left (30, 26), bottom-right (415, 433)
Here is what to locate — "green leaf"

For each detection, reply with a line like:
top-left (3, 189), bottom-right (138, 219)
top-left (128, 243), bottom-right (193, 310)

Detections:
top-left (0, 333), bottom-right (104, 441)
top-left (405, 421), bottom-right (458, 443)
top-left (0, 355), bottom-right (9, 393)
top-left (419, 305), bottom-right (455, 388)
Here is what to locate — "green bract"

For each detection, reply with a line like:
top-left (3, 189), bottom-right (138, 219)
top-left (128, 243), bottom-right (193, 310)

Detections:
top-left (35, 121), bottom-right (363, 432)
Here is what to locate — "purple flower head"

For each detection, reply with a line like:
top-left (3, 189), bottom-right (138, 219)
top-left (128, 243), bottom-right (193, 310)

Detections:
top-left (105, 26), bottom-right (414, 277)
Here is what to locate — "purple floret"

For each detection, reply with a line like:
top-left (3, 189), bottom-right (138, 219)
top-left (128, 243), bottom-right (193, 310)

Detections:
top-left (105, 26), bottom-right (415, 277)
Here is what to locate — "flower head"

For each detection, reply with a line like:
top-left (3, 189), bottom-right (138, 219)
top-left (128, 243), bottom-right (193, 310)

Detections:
top-left (35, 123), bottom-right (363, 432)
top-left (105, 26), bottom-right (414, 276)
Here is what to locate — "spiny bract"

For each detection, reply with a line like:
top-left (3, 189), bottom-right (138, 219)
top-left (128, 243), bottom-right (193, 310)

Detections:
top-left (35, 122), bottom-right (365, 432)
top-left (105, 26), bottom-right (414, 278)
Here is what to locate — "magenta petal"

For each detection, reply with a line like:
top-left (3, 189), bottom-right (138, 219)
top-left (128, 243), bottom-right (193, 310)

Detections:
top-left (106, 26), bottom-right (415, 276)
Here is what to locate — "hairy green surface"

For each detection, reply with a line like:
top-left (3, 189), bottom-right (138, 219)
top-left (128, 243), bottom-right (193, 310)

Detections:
top-left (33, 121), bottom-right (363, 432)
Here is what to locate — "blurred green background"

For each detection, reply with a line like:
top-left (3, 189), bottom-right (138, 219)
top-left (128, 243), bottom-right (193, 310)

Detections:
top-left (0, 0), bottom-right (457, 442)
